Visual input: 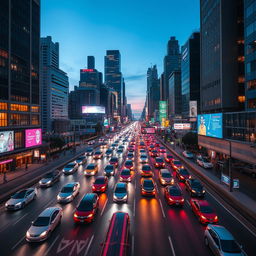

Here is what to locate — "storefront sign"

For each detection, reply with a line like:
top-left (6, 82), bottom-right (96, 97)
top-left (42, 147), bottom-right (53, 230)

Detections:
top-left (159, 101), bottom-right (167, 125)
top-left (34, 150), bottom-right (40, 158)
top-left (25, 128), bottom-right (42, 148)
top-left (174, 123), bottom-right (191, 130)
top-left (233, 179), bottom-right (239, 189)
top-left (0, 159), bottom-right (13, 165)
top-left (221, 174), bottom-right (239, 188)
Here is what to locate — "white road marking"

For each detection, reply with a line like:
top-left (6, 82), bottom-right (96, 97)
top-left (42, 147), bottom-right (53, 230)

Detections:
top-left (155, 185), bottom-right (159, 193)
top-left (132, 235), bottom-right (135, 255)
top-left (44, 234), bottom-right (60, 256)
top-left (101, 198), bottom-right (108, 216)
top-left (11, 236), bottom-right (25, 251)
top-left (12, 213), bottom-right (29, 226)
top-left (185, 200), bottom-right (190, 207)
top-left (168, 235), bottom-right (176, 256)
top-left (133, 198), bottom-right (136, 217)
top-left (84, 235), bottom-right (94, 256)
top-left (134, 179), bottom-right (136, 190)
top-left (158, 199), bottom-right (166, 218)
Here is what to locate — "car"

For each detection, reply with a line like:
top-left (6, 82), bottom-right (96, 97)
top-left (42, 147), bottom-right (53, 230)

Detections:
top-left (149, 144), bottom-right (155, 151)
top-left (139, 142), bottom-right (146, 148)
top-left (150, 149), bottom-right (159, 157)
top-left (26, 207), bottom-right (62, 242)
top-left (109, 156), bottom-right (119, 167)
top-left (176, 168), bottom-right (191, 182)
top-left (104, 164), bottom-right (115, 176)
top-left (182, 151), bottom-right (194, 159)
top-left (197, 156), bottom-right (213, 169)
top-left (128, 147), bottom-right (135, 153)
top-left (98, 138), bottom-right (104, 143)
top-left (155, 142), bottom-right (160, 147)
top-left (204, 225), bottom-right (246, 256)
top-left (113, 183), bottom-right (128, 203)
top-left (154, 157), bottom-right (165, 168)
top-left (190, 199), bottom-right (218, 224)
top-left (100, 212), bottom-right (130, 256)
top-left (120, 169), bottom-right (132, 182)
top-left (141, 164), bottom-right (153, 177)
top-left (105, 149), bottom-right (113, 157)
top-left (84, 163), bottom-right (98, 176)
top-left (139, 149), bottom-right (146, 155)
top-left (159, 146), bottom-right (166, 153)
top-left (124, 160), bottom-right (133, 170)
top-left (118, 145), bottom-right (125, 150)
top-left (185, 178), bottom-right (205, 197)
top-left (141, 178), bottom-right (156, 196)
top-left (127, 152), bottom-right (134, 160)
top-left (164, 185), bottom-right (184, 206)
top-left (171, 159), bottom-right (183, 171)
top-left (57, 182), bottom-right (80, 203)
top-left (165, 154), bottom-right (174, 163)
top-left (74, 193), bottom-right (99, 223)
top-left (62, 162), bottom-right (78, 175)
top-left (88, 140), bottom-right (95, 145)
top-left (140, 154), bottom-right (148, 163)
top-left (39, 170), bottom-right (60, 187)
top-left (85, 147), bottom-right (94, 156)
top-left (75, 155), bottom-right (87, 165)
top-left (93, 150), bottom-right (103, 159)
top-left (159, 169), bottom-right (174, 185)
top-left (111, 143), bottom-right (117, 149)
top-left (92, 176), bottom-right (108, 192)
top-left (100, 142), bottom-right (108, 149)
top-left (6, 188), bottom-right (37, 210)
top-left (116, 149), bottom-right (123, 156)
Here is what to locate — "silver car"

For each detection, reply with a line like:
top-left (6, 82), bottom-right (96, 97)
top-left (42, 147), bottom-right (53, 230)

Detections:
top-left (5, 188), bottom-right (36, 210)
top-left (204, 224), bottom-right (246, 256)
top-left (39, 170), bottom-right (60, 187)
top-left (26, 207), bottom-right (63, 242)
top-left (57, 182), bottom-right (80, 203)
top-left (62, 162), bottom-right (78, 175)
top-left (113, 183), bottom-right (128, 203)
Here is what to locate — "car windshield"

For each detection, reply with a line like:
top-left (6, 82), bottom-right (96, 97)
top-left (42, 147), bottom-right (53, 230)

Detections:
top-left (156, 158), bottom-right (163, 163)
top-left (77, 201), bottom-right (93, 211)
top-left (44, 173), bottom-right (54, 178)
top-left (162, 172), bottom-right (171, 178)
top-left (192, 180), bottom-right (202, 188)
top-left (86, 148), bottom-right (93, 152)
top-left (200, 205), bottom-right (213, 213)
top-left (111, 158), bottom-right (118, 162)
top-left (169, 188), bottom-right (181, 196)
top-left (95, 178), bottom-right (105, 184)
top-left (95, 151), bottom-right (101, 154)
top-left (66, 163), bottom-right (75, 168)
top-left (220, 240), bottom-right (241, 253)
top-left (33, 216), bottom-right (50, 227)
top-left (180, 169), bottom-right (189, 175)
top-left (115, 187), bottom-right (127, 193)
top-left (122, 170), bottom-right (130, 175)
top-left (144, 180), bottom-right (154, 188)
top-left (87, 165), bottom-right (95, 170)
top-left (12, 190), bottom-right (27, 199)
top-left (142, 165), bottom-right (151, 171)
top-left (105, 165), bottom-right (114, 170)
top-left (77, 156), bottom-right (84, 160)
top-left (203, 158), bottom-right (210, 163)
top-left (126, 161), bottom-right (132, 165)
top-left (141, 156), bottom-right (147, 159)
top-left (167, 155), bottom-right (173, 159)
top-left (174, 161), bottom-right (181, 165)
top-left (61, 186), bottom-right (74, 193)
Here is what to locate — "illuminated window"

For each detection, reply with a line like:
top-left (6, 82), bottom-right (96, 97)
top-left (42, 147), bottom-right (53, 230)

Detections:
top-left (247, 79), bottom-right (256, 90)
top-left (238, 96), bottom-right (245, 103)
top-left (31, 115), bottom-right (39, 125)
top-left (10, 104), bottom-right (29, 112)
top-left (0, 102), bottom-right (8, 110)
top-left (248, 99), bottom-right (256, 109)
top-left (238, 76), bottom-right (245, 83)
top-left (31, 106), bottom-right (39, 112)
top-left (15, 131), bottom-right (23, 149)
top-left (10, 114), bottom-right (30, 126)
top-left (237, 56), bottom-right (244, 62)
top-left (0, 113), bottom-right (7, 126)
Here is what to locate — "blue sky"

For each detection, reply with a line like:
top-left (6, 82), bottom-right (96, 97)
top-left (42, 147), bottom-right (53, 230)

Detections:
top-left (41, 0), bottom-right (200, 117)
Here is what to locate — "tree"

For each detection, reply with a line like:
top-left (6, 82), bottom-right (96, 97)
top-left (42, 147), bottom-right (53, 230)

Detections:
top-left (49, 136), bottom-right (65, 150)
top-left (182, 132), bottom-right (198, 148)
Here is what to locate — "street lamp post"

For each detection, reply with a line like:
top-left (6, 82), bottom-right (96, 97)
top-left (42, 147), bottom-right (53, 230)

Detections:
top-left (228, 140), bottom-right (233, 192)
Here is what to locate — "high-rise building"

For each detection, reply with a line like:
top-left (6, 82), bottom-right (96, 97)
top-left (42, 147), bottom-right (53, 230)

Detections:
top-left (126, 104), bottom-right (133, 120)
top-left (104, 50), bottom-right (123, 118)
top-left (244, 0), bottom-right (256, 110)
top-left (87, 56), bottom-right (95, 69)
top-left (200, 0), bottom-right (245, 113)
top-left (0, 0), bottom-right (41, 171)
top-left (163, 37), bottom-right (181, 101)
top-left (181, 32), bottom-right (200, 117)
top-left (40, 36), bottom-right (69, 132)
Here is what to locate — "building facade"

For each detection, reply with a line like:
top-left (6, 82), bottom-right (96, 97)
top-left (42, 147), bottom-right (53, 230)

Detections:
top-left (0, 0), bottom-right (41, 171)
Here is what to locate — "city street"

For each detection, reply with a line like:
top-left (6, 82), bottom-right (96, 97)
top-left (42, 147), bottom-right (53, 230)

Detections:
top-left (0, 123), bottom-right (255, 256)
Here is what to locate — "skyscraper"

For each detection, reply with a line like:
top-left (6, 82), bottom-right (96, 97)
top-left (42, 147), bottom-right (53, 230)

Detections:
top-left (40, 36), bottom-right (69, 132)
top-left (87, 56), bottom-right (95, 69)
top-left (104, 50), bottom-right (123, 118)
top-left (0, 0), bottom-right (41, 171)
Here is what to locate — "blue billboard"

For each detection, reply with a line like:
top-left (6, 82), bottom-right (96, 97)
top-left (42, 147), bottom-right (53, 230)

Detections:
top-left (197, 113), bottom-right (223, 139)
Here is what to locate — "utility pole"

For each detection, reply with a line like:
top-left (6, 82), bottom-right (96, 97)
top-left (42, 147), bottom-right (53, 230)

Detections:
top-left (228, 140), bottom-right (233, 192)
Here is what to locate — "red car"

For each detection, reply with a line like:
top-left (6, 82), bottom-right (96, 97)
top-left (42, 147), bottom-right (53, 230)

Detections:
top-left (164, 185), bottom-right (184, 206)
top-left (171, 159), bottom-right (183, 171)
top-left (124, 160), bottom-right (133, 170)
top-left (154, 142), bottom-right (160, 147)
top-left (141, 164), bottom-right (153, 177)
top-left (120, 169), bottom-right (132, 182)
top-left (154, 157), bottom-right (165, 168)
top-left (165, 154), bottom-right (174, 163)
top-left (176, 168), bottom-right (191, 182)
top-left (148, 145), bottom-right (155, 151)
top-left (109, 157), bottom-right (119, 167)
top-left (190, 199), bottom-right (218, 224)
top-left (92, 176), bottom-right (108, 192)
top-left (150, 150), bottom-right (159, 157)
top-left (73, 193), bottom-right (99, 223)
top-left (159, 146), bottom-right (166, 153)
top-left (141, 178), bottom-right (156, 196)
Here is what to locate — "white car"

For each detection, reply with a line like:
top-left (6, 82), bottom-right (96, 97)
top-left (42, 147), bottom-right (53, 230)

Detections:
top-left (57, 182), bottom-right (80, 203)
top-left (5, 188), bottom-right (36, 210)
top-left (26, 207), bottom-right (63, 242)
top-left (182, 151), bottom-right (194, 159)
top-left (62, 162), bottom-right (78, 175)
top-left (197, 156), bottom-right (213, 169)
top-left (204, 224), bottom-right (246, 256)
top-left (88, 140), bottom-right (95, 145)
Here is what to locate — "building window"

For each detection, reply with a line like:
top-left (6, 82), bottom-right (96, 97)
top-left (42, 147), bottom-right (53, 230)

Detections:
top-left (31, 106), bottom-right (39, 112)
top-left (238, 96), bottom-right (245, 103)
top-left (0, 102), bottom-right (8, 110)
top-left (248, 99), bottom-right (256, 109)
top-left (31, 115), bottom-right (39, 125)
top-left (10, 114), bottom-right (30, 126)
top-left (238, 76), bottom-right (245, 83)
top-left (14, 131), bottom-right (23, 149)
top-left (246, 41), bottom-right (256, 55)
top-left (10, 104), bottom-right (29, 112)
top-left (0, 113), bottom-right (7, 126)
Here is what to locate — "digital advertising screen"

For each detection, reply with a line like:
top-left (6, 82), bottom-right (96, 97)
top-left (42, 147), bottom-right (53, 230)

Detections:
top-left (82, 106), bottom-right (106, 114)
top-left (197, 113), bottom-right (223, 138)
top-left (141, 127), bottom-right (156, 134)
top-left (0, 131), bottom-right (14, 153)
top-left (25, 128), bottom-right (42, 148)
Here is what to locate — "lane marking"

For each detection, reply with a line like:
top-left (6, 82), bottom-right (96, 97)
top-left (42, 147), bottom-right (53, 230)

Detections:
top-left (185, 200), bottom-right (190, 207)
top-left (44, 234), bottom-right (60, 256)
top-left (11, 236), bottom-right (25, 251)
top-left (158, 199), bottom-right (166, 218)
top-left (101, 198), bottom-right (108, 216)
top-left (12, 213), bottom-right (29, 226)
top-left (134, 179), bottom-right (136, 190)
top-left (168, 235), bottom-right (176, 256)
top-left (133, 198), bottom-right (136, 217)
top-left (84, 235), bottom-right (94, 256)
top-left (132, 235), bottom-right (135, 256)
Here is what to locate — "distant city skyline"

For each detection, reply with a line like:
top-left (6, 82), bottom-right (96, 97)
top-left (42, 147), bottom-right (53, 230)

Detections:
top-left (41, 0), bottom-right (200, 117)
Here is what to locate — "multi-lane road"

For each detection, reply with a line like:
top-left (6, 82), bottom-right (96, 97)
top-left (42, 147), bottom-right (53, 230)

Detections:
top-left (0, 122), bottom-right (255, 256)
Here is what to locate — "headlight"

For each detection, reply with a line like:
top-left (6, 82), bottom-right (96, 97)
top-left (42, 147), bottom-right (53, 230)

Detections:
top-left (74, 213), bottom-right (78, 218)
top-left (5, 202), bottom-right (8, 207)
top-left (16, 202), bottom-right (22, 206)
top-left (202, 190), bottom-right (205, 193)
top-left (46, 180), bottom-right (51, 184)
top-left (39, 180), bottom-right (42, 185)
top-left (57, 195), bottom-right (61, 200)
top-left (122, 195), bottom-right (127, 200)
top-left (40, 231), bottom-right (48, 237)
top-left (26, 231), bottom-right (30, 237)
top-left (87, 213), bottom-right (93, 218)
top-left (66, 195), bottom-right (72, 200)
top-left (192, 190), bottom-right (196, 193)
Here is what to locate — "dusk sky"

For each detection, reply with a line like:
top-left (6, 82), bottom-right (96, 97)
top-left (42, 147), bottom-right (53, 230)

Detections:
top-left (41, 0), bottom-right (200, 118)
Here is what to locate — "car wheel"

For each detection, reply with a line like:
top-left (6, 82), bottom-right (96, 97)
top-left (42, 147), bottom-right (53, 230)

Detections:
top-left (204, 237), bottom-right (209, 247)
top-left (33, 194), bottom-right (36, 200)
top-left (58, 217), bottom-right (62, 225)
top-left (21, 202), bottom-right (25, 209)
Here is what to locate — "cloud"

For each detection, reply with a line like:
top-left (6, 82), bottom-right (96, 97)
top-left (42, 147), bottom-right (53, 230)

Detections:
top-left (124, 74), bottom-right (145, 81)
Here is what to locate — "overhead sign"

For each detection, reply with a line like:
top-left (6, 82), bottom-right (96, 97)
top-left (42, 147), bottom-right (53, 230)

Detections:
top-left (174, 123), bottom-right (191, 130)
top-left (25, 128), bottom-right (42, 148)
top-left (82, 106), bottom-right (106, 114)
top-left (103, 118), bottom-right (109, 127)
top-left (189, 101), bottom-right (197, 117)
top-left (198, 113), bottom-right (223, 138)
top-left (0, 131), bottom-right (14, 153)
top-left (159, 101), bottom-right (167, 123)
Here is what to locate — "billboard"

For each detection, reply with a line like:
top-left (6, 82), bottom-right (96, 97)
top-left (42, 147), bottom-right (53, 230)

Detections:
top-left (25, 128), bottom-right (42, 148)
top-left (159, 101), bottom-right (167, 123)
top-left (189, 101), bottom-right (197, 117)
top-left (174, 123), bottom-right (191, 130)
top-left (0, 131), bottom-right (14, 153)
top-left (197, 113), bottom-right (223, 138)
top-left (82, 106), bottom-right (105, 114)
top-left (141, 127), bottom-right (156, 134)
top-left (103, 118), bottom-right (109, 127)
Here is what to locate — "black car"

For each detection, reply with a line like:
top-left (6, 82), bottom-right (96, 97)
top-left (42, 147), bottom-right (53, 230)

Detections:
top-left (85, 147), bottom-right (94, 156)
top-left (176, 168), bottom-right (191, 182)
top-left (104, 165), bottom-right (115, 176)
top-left (39, 170), bottom-right (61, 187)
top-left (185, 178), bottom-right (205, 197)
